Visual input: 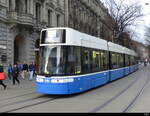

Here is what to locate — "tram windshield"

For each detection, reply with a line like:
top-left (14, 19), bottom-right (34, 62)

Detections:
top-left (39, 46), bottom-right (82, 76)
top-left (39, 46), bottom-right (66, 76)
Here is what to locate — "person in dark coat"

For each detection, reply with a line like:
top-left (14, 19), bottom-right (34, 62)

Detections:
top-left (12, 64), bottom-right (20, 85)
top-left (28, 62), bottom-right (35, 81)
top-left (23, 62), bottom-right (28, 72)
top-left (8, 64), bottom-right (13, 80)
top-left (0, 64), bottom-right (7, 90)
top-left (22, 62), bottom-right (28, 79)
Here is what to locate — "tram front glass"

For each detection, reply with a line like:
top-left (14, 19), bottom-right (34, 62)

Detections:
top-left (39, 46), bottom-right (67, 76)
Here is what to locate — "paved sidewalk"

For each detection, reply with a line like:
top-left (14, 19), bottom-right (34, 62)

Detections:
top-left (0, 73), bottom-right (36, 91)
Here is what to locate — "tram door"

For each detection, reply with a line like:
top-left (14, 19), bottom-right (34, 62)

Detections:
top-left (82, 50), bottom-right (91, 74)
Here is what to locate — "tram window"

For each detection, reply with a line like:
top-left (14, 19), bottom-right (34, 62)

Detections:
top-left (117, 53), bottom-right (124, 68)
top-left (130, 56), bottom-right (133, 66)
top-left (82, 49), bottom-right (91, 74)
top-left (39, 46), bottom-right (66, 76)
top-left (116, 53), bottom-right (119, 68)
top-left (100, 51), bottom-right (108, 71)
top-left (66, 47), bottom-right (81, 75)
top-left (120, 54), bottom-right (124, 68)
top-left (111, 53), bottom-right (117, 69)
top-left (134, 57), bottom-right (137, 65)
top-left (133, 56), bottom-right (135, 65)
top-left (125, 55), bottom-right (130, 66)
top-left (130, 56), bottom-right (134, 65)
top-left (66, 47), bottom-right (76, 74)
top-left (92, 51), bottom-right (100, 72)
top-left (130, 56), bottom-right (132, 65)
top-left (75, 48), bottom-right (81, 74)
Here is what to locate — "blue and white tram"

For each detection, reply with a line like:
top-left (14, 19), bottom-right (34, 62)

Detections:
top-left (36, 27), bottom-right (138, 95)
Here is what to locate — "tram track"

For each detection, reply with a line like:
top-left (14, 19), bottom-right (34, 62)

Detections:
top-left (90, 67), bottom-right (149, 113)
top-left (0, 91), bottom-right (35, 101)
top-left (122, 74), bottom-right (150, 112)
top-left (1, 94), bottom-right (59, 113)
top-left (3, 97), bottom-right (58, 113)
top-left (0, 84), bottom-right (59, 113)
top-left (4, 70), bottom-right (143, 113)
top-left (0, 66), bottom-right (147, 113)
top-left (0, 94), bottom-right (45, 108)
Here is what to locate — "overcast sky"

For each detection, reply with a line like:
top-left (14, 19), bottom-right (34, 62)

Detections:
top-left (101, 0), bottom-right (150, 45)
top-left (135, 0), bottom-right (150, 44)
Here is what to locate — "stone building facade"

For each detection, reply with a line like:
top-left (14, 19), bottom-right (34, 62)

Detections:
top-left (0, 0), bottom-right (65, 66)
top-left (64, 0), bottom-right (113, 41)
top-left (0, 0), bottom-right (113, 67)
top-left (131, 40), bottom-right (149, 60)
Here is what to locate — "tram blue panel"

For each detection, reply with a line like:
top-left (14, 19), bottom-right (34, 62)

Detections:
top-left (134, 65), bottom-right (139, 71)
top-left (135, 64), bottom-right (139, 71)
top-left (36, 71), bottom-right (109, 95)
top-left (68, 77), bottom-right (85, 94)
top-left (91, 72), bottom-right (109, 88)
top-left (36, 83), bottom-right (69, 95)
top-left (110, 68), bottom-right (124, 81)
top-left (124, 67), bottom-right (130, 76)
top-left (130, 66), bottom-right (135, 73)
top-left (68, 72), bottom-right (109, 94)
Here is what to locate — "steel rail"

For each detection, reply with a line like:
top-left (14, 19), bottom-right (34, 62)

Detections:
top-left (90, 69), bottom-right (144, 113)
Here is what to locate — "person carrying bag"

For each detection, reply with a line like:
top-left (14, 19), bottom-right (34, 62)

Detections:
top-left (0, 64), bottom-right (7, 90)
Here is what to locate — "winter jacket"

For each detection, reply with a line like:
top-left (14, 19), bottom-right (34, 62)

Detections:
top-left (12, 67), bottom-right (19, 77)
top-left (0, 66), bottom-right (4, 73)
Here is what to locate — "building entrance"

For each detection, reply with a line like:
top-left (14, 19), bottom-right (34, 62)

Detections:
top-left (14, 34), bottom-right (25, 64)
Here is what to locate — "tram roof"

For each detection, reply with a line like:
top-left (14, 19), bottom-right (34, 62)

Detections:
top-left (42, 28), bottom-right (137, 56)
top-left (108, 42), bottom-right (138, 56)
top-left (42, 27), bottom-right (108, 51)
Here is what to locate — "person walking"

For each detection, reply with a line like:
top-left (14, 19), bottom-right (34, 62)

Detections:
top-left (8, 64), bottom-right (13, 80)
top-left (29, 62), bottom-right (34, 81)
top-left (22, 62), bottom-right (28, 79)
top-left (12, 64), bottom-right (20, 85)
top-left (17, 62), bottom-right (23, 79)
top-left (0, 64), bottom-right (7, 90)
top-left (33, 62), bottom-right (37, 78)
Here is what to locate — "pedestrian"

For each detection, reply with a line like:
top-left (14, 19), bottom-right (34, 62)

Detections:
top-left (0, 64), bottom-right (7, 90)
top-left (33, 62), bottom-right (37, 78)
top-left (17, 62), bottom-right (23, 79)
top-left (8, 64), bottom-right (13, 80)
top-left (22, 62), bottom-right (28, 79)
top-left (12, 64), bottom-right (20, 85)
top-left (19, 62), bottom-right (24, 79)
top-left (28, 62), bottom-right (34, 81)
top-left (23, 62), bottom-right (28, 72)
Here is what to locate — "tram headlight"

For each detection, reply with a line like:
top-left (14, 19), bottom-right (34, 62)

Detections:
top-left (36, 77), bottom-right (44, 83)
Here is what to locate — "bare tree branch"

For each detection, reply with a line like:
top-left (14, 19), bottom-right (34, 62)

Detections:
top-left (104, 0), bottom-right (143, 40)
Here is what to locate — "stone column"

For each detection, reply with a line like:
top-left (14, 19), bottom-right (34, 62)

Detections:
top-left (22, 0), bottom-right (26, 13)
top-left (27, 0), bottom-right (30, 14)
top-left (64, 0), bottom-right (69, 26)
top-left (42, 1), bottom-right (47, 23)
top-left (10, 0), bottom-right (16, 11)
top-left (51, 12), bottom-right (57, 27)
top-left (30, 0), bottom-right (34, 15)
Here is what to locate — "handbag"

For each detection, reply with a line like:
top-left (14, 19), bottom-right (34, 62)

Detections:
top-left (0, 72), bottom-right (5, 80)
